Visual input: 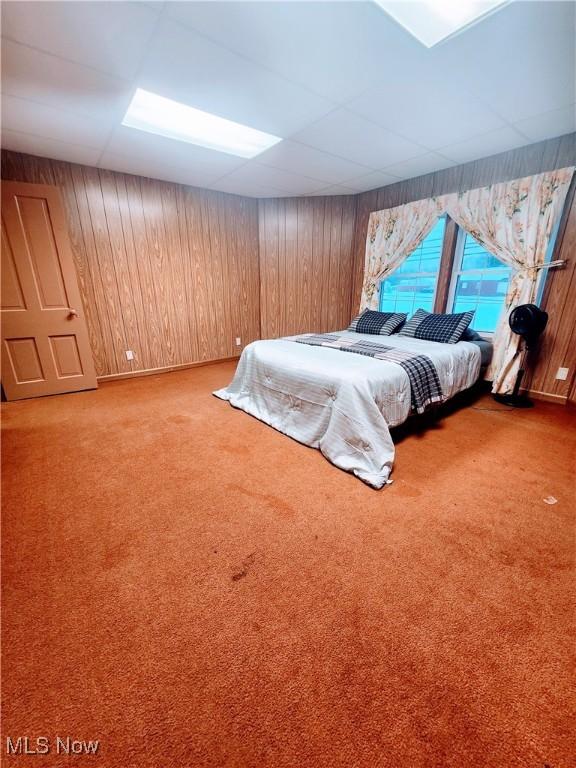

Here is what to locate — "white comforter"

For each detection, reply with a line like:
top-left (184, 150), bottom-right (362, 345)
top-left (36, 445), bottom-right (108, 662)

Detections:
top-left (214, 331), bottom-right (481, 488)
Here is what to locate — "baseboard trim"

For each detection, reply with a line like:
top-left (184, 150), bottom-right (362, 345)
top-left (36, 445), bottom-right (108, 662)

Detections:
top-left (97, 355), bottom-right (240, 383)
top-left (522, 388), bottom-right (568, 405)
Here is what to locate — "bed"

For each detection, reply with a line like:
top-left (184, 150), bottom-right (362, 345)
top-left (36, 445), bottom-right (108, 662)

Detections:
top-left (214, 330), bottom-right (492, 488)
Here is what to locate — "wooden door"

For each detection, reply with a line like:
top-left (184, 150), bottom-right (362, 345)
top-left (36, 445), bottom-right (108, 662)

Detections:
top-left (1, 181), bottom-right (97, 400)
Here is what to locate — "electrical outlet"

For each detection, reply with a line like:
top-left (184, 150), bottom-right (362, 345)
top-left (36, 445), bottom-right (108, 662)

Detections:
top-left (556, 367), bottom-right (569, 381)
top-left (125, 350), bottom-right (135, 361)
top-left (235, 337), bottom-right (242, 347)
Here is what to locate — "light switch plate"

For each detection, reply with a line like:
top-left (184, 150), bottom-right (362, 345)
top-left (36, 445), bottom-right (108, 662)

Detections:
top-left (556, 367), bottom-right (569, 381)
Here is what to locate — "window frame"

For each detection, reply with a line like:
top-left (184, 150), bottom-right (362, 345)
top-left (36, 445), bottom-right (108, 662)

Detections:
top-left (446, 228), bottom-right (511, 337)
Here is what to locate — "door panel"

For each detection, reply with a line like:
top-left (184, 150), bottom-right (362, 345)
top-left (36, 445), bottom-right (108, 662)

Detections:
top-left (4, 337), bottom-right (45, 383)
top-left (49, 335), bottom-right (84, 378)
top-left (1, 227), bottom-right (26, 310)
top-left (19, 196), bottom-right (70, 309)
top-left (1, 181), bottom-right (97, 400)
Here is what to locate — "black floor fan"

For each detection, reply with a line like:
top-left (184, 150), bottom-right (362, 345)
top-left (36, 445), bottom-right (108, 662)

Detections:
top-left (493, 304), bottom-right (548, 408)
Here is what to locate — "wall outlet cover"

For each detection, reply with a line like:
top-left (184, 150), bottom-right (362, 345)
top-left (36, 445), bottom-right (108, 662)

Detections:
top-left (235, 337), bottom-right (242, 346)
top-left (556, 367), bottom-right (569, 381)
top-left (125, 350), bottom-right (135, 361)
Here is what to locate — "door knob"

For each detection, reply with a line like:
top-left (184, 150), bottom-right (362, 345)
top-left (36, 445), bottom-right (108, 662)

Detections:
top-left (67, 308), bottom-right (78, 318)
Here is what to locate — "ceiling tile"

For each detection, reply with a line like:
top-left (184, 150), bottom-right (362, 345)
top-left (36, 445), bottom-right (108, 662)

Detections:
top-left (344, 171), bottom-right (402, 193)
top-left (104, 125), bottom-right (247, 178)
top-left (514, 106), bottom-right (576, 144)
top-left (1, 129), bottom-right (101, 166)
top-left (256, 140), bottom-right (371, 185)
top-left (98, 150), bottom-right (226, 190)
top-left (348, 77), bottom-right (505, 150)
top-left (382, 152), bottom-right (456, 181)
top-left (1, 39), bottom-right (132, 121)
top-left (292, 109), bottom-right (425, 168)
top-left (1, 1), bottom-right (160, 80)
top-left (137, 17), bottom-right (335, 137)
top-left (427, 0), bottom-right (575, 123)
top-left (2, 94), bottom-right (112, 149)
top-left (305, 184), bottom-right (359, 197)
top-left (167, 1), bottom-right (428, 104)
top-left (439, 126), bottom-right (531, 165)
top-left (210, 175), bottom-right (285, 198)
top-left (332, 183), bottom-right (372, 196)
top-left (214, 163), bottom-right (328, 195)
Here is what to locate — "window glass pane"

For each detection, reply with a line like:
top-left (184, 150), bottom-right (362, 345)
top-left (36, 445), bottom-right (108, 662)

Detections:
top-left (381, 275), bottom-right (436, 315)
top-left (452, 233), bottom-right (513, 333)
top-left (396, 217), bottom-right (445, 275)
top-left (380, 217), bottom-right (445, 314)
top-left (461, 234), bottom-right (502, 271)
top-left (452, 271), bottom-right (511, 332)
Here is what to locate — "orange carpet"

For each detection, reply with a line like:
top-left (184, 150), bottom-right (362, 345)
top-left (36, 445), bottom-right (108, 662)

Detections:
top-left (2, 361), bottom-right (575, 768)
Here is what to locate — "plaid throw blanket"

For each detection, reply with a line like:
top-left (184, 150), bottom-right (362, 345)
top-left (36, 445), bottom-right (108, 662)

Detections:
top-left (289, 334), bottom-right (444, 415)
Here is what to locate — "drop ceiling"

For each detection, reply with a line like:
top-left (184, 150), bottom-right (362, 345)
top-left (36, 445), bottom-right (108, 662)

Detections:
top-left (1, 1), bottom-right (575, 197)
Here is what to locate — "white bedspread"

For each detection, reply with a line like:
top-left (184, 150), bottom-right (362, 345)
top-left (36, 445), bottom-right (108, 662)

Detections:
top-left (214, 331), bottom-right (481, 489)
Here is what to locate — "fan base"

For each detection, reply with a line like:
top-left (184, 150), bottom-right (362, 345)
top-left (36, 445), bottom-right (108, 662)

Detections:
top-left (493, 393), bottom-right (534, 408)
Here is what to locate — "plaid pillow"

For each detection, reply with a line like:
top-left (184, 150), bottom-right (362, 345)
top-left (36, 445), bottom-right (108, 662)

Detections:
top-left (399, 309), bottom-right (475, 344)
top-left (348, 309), bottom-right (407, 336)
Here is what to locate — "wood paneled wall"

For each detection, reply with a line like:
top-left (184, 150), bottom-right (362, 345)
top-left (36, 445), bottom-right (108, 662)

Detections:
top-left (350, 133), bottom-right (576, 403)
top-left (258, 196), bottom-right (357, 338)
top-left (3, 134), bottom-right (575, 401)
top-left (1, 151), bottom-right (260, 378)
top-left (529, 176), bottom-right (576, 403)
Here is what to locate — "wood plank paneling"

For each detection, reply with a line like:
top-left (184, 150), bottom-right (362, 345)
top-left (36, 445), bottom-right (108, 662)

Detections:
top-left (527, 175), bottom-right (576, 402)
top-left (3, 134), bottom-right (574, 402)
top-left (258, 195), bottom-right (357, 338)
top-left (349, 133), bottom-right (576, 402)
top-left (285, 199), bottom-right (298, 336)
top-left (350, 188), bottom-right (379, 321)
top-left (82, 165), bottom-right (128, 374)
top-left (1, 151), bottom-right (260, 378)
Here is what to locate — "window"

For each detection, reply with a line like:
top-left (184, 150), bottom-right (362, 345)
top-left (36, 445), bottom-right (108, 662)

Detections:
top-left (449, 233), bottom-right (511, 333)
top-left (379, 217), bottom-right (445, 315)
top-left (377, 206), bottom-right (562, 333)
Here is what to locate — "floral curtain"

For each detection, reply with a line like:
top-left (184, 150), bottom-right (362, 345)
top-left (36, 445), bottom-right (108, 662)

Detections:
top-left (360, 198), bottom-right (440, 311)
top-left (439, 167), bottom-right (574, 394)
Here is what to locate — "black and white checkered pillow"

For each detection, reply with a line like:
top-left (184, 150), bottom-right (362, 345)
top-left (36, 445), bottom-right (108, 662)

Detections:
top-left (347, 309), bottom-right (407, 336)
top-left (399, 309), bottom-right (475, 344)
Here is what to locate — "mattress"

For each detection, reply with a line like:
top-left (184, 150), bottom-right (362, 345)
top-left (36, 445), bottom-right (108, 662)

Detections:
top-left (214, 331), bottom-right (483, 489)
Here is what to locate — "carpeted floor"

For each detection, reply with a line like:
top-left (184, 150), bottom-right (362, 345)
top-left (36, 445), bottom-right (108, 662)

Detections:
top-left (2, 361), bottom-right (575, 768)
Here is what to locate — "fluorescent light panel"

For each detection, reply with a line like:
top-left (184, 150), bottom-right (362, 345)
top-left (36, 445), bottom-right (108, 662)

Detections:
top-left (375, 0), bottom-right (510, 47)
top-left (122, 88), bottom-right (282, 158)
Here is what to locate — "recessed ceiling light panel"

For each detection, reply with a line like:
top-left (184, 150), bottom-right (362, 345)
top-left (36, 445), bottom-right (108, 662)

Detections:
top-left (375, 0), bottom-right (510, 47)
top-left (122, 88), bottom-right (282, 158)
